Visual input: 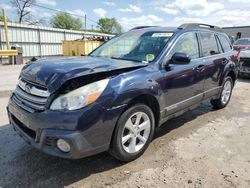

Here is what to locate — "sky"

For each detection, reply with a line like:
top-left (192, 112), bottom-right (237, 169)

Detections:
top-left (1, 0), bottom-right (250, 31)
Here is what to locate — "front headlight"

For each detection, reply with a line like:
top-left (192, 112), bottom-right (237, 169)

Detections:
top-left (50, 79), bottom-right (109, 110)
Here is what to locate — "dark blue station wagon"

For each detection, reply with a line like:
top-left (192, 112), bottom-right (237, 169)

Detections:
top-left (7, 23), bottom-right (238, 161)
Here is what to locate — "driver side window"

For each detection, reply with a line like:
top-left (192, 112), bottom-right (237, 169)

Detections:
top-left (167, 32), bottom-right (199, 61)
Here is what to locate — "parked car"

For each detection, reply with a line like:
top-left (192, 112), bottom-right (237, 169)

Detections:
top-left (233, 38), bottom-right (250, 77)
top-left (7, 23), bottom-right (238, 162)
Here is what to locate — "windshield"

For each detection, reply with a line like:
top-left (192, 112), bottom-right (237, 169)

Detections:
top-left (234, 39), bottom-right (250, 45)
top-left (90, 31), bottom-right (173, 63)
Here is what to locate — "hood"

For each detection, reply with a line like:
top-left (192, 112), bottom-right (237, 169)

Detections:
top-left (21, 56), bottom-right (146, 92)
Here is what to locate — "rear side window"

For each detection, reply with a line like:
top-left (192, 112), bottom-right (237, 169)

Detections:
top-left (218, 35), bottom-right (232, 52)
top-left (200, 32), bottom-right (220, 57)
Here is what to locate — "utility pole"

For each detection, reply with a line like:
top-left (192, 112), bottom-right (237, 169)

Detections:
top-left (3, 9), bottom-right (10, 50)
top-left (84, 14), bottom-right (87, 31)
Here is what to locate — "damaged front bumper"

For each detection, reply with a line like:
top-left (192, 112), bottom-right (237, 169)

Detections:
top-left (7, 98), bottom-right (125, 159)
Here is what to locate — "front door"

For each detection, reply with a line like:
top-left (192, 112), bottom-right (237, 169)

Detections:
top-left (158, 32), bottom-right (205, 116)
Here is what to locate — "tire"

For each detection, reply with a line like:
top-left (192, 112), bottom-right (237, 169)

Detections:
top-left (109, 103), bottom-right (155, 162)
top-left (211, 76), bottom-right (233, 109)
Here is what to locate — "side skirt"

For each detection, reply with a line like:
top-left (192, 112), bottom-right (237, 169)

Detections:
top-left (159, 86), bottom-right (222, 126)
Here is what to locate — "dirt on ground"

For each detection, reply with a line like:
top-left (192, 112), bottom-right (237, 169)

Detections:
top-left (0, 76), bottom-right (250, 188)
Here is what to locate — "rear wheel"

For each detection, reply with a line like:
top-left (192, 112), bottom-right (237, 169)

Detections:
top-left (211, 76), bottom-right (233, 109)
top-left (109, 104), bottom-right (155, 162)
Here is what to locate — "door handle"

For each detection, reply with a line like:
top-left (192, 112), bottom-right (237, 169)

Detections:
top-left (195, 64), bottom-right (205, 72)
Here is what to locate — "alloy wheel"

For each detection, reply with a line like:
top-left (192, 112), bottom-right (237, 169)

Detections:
top-left (221, 80), bottom-right (232, 105)
top-left (122, 112), bottom-right (151, 153)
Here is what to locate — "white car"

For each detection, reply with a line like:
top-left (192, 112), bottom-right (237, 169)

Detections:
top-left (233, 38), bottom-right (250, 77)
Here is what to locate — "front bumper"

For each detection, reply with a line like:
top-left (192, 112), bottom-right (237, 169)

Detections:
top-left (7, 97), bottom-right (125, 159)
top-left (239, 57), bottom-right (250, 75)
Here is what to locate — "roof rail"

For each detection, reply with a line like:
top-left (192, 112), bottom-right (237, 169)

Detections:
top-left (178, 23), bottom-right (222, 32)
top-left (130, 26), bottom-right (158, 31)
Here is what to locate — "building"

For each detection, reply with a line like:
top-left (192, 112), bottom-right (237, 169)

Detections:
top-left (223, 26), bottom-right (250, 39)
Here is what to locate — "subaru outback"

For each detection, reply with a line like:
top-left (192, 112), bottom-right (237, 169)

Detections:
top-left (7, 23), bottom-right (238, 162)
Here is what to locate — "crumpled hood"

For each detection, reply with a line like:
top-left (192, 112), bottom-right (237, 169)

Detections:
top-left (21, 56), bottom-right (146, 92)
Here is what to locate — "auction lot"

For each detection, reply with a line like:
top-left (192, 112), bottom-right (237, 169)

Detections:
top-left (0, 66), bottom-right (250, 188)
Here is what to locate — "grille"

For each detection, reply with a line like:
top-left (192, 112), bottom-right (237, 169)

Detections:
top-left (44, 136), bottom-right (57, 146)
top-left (12, 114), bottom-right (36, 139)
top-left (12, 79), bottom-right (50, 113)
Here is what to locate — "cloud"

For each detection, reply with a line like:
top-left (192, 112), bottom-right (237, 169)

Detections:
top-left (119, 4), bottom-right (142, 13)
top-left (208, 9), bottom-right (250, 26)
top-left (104, 1), bottom-right (115, 6)
top-left (172, 17), bottom-right (202, 26)
top-left (93, 8), bottom-right (107, 18)
top-left (0, 3), bottom-right (12, 10)
top-left (160, 0), bottom-right (224, 17)
top-left (36, 0), bottom-right (57, 6)
top-left (160, 5), bottom-right (179, 15)
top-left (68, 9), bottom-right (86, 17)
top-left (119, 15), bottom-right (163, 30)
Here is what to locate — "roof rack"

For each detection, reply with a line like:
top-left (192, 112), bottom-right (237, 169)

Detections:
top-left (130, 26), bottom-right (158, 31)
top-left (178, 23), bottom-right (222, 32)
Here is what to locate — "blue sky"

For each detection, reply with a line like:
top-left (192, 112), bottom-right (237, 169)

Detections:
top-left (1, 0), bottom-right (250, 30)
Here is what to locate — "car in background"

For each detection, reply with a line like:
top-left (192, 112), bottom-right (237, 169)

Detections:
top-left (233, 38), bottom-right (250, 77)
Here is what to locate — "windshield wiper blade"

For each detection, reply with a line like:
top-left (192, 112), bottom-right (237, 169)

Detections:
top-left (110, 57), bottom-right (141, 62)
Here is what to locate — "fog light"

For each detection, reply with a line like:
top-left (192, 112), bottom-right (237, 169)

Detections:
top-left (57, 139), bottom-right (70, 153)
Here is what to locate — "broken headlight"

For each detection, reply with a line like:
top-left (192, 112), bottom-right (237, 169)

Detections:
top-left (50, 79), bottom-right (109, 110)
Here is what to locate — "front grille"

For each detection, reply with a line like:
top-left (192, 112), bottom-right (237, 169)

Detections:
top-left (12, 79), bottom-right (50, 113)
top-left (12, 114), bottom-right (36, 139)
top-left (44, 136), bottom-right (57, 146)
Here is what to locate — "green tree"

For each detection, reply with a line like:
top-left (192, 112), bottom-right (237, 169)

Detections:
top-left (0, 15), bottom-right (4, 22)
top-left (97, 18), bottom-right (122, 34)
top-left (51, 12), bottom-right (83, 30)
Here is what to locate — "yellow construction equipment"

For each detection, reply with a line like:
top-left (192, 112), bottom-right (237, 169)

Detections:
top-left (0, 50), bottom-right (18, 56)
top-left (62, 40), bottom-right (103, 56)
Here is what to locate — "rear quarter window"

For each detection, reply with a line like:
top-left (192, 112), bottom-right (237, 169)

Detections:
top-left (218, 35), bottom-right (232, 52)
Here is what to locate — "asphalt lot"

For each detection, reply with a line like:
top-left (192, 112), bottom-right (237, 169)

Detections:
top-left (0, 65), bottom-right (250, 188)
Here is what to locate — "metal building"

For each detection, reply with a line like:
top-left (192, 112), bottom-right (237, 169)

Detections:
top-left (0, 21), bottom-right (114, 63)
top-left (223, 26), bottom-right (250, 38)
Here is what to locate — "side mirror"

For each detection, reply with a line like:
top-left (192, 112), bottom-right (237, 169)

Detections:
top-left (171, 52), bottom-right (191, 65)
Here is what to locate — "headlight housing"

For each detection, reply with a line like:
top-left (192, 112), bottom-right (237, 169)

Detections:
top-left (50, 79), bottom-right (109, 110)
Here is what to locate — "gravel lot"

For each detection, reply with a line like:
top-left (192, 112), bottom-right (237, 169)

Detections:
top-left (0, 65), bottom-right (249, 188)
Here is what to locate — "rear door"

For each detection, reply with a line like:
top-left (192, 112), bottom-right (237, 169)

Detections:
top-left (198, 32), bottom-right (225, 99)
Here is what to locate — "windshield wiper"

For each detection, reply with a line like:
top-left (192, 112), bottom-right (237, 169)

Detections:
top-left (110, 56), bottom-right (141, 62)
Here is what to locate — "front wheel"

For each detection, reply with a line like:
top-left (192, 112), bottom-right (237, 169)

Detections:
top-left (211, 76), bottom-right (233, 109)
top-left (109, 104), bottom-right (155, 162)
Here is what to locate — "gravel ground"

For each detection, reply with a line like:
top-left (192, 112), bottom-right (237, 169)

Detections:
top-left (0, 67), bottom-right (249, 187)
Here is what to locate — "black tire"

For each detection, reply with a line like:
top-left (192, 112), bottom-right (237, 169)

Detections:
top-left (211, 76), bottom-right (233, 109)
top-left (109, 103), bottom-right (155, 162)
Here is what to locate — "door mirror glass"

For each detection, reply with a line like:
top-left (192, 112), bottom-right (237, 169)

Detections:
top-left (171, 52), bottom-right (191, 65)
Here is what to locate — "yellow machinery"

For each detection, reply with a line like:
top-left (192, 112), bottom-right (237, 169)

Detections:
top-left (62, 40), bottom-right (103, 56)
top-left (0, 9), bottom-right (18, 62)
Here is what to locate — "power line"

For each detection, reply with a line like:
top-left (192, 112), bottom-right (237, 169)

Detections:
top-left (18, 0), bottom-right (102, 29)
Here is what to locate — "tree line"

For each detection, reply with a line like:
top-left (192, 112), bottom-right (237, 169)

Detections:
top-left (0, 0), bottom-right (122, 34)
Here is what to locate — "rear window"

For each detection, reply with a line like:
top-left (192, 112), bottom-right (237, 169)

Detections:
top-left (218, 35), bottom-right (232, 52)
top-left (199, 32), bottom-right (220, 57)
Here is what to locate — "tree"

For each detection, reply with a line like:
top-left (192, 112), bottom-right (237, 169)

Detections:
top-left (11, 0), bottom-right (34, 23)
top-left (50, 12), bottom-right (83, 30)
top-left (0, 15), bottom-right (4, 22)
top-left (97, 18), bottom-right (122, 34)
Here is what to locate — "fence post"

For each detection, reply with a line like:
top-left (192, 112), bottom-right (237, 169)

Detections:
top-left (38, 28), bottom-right (42, 58)
top-left (0, 23), bottom-right (3, 64)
